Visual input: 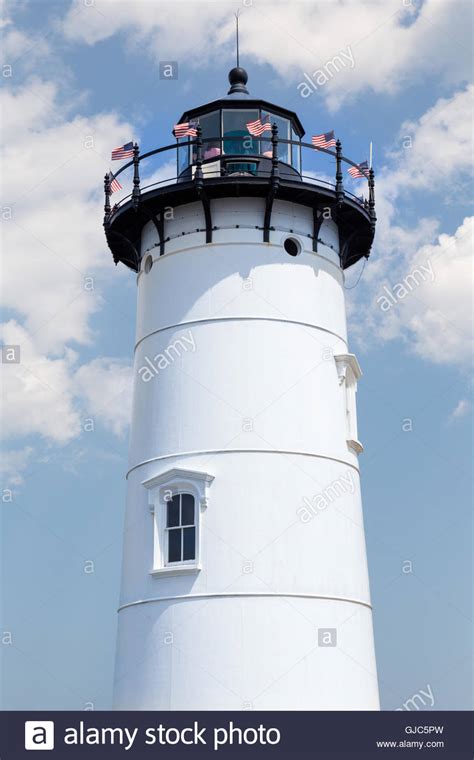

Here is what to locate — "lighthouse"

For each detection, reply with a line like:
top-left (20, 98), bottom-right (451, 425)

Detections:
top-left (104, 64), bottom-right (379, 710)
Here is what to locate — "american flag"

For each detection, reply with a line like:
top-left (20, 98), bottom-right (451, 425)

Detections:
top-left (109, 172), bottom-right (122, 194)
top-left (348, 160), bottom-right (369, 179)
top-left (312, 130), bottom-right (336, 149)
top-left (246, 117), bottom-right (272, 136)
top-left (111, 142), bottom-right (134, 161)
top-left (173, 121), bottom-right (198, 138)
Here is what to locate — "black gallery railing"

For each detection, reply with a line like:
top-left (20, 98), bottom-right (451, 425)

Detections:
top-left (103, 125), bottom-right (376, 231)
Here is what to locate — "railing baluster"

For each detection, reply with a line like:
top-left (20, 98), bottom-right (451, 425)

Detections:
top-left (132, 142), bottom-right (140, 210)
top-left (104, 173), bottom-right (111, 220)
top-left (368, 167), bottom-right (376, 230)
top-left (335, 139), bottom-right (344, 206)
top-left (195, 126), bottom-right (203, 186)
top-left (271, 123), bottom-right (279, 181)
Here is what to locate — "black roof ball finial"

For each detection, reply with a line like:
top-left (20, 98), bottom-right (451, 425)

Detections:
top-left (227, 66), bottom-right (249, 95)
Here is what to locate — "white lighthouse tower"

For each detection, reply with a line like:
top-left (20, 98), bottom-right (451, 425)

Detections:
top-left (104, 65), bottom-right (379, 710)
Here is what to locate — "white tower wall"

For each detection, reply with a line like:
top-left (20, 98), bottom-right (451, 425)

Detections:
top-left (114, 198), bottom-right (379, 710)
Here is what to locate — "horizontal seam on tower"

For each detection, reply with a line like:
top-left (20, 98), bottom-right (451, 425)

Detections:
top-left (126, 449), bottom-right (359, 479)
top-left (118, 592), bottom-right (372, 612)
top-left (134, 317), bottom-right (347, 353)
top-left (137, 238), bottom-right (343, 278)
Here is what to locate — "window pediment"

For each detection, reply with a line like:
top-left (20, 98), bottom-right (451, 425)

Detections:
top-left (142, 468), bottom-right (214, 576)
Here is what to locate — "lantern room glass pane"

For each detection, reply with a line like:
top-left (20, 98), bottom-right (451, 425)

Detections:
top-left (292, 127), bottom-right (301, 172)
top-left (262, 112), bottom-right (290, 164)
top-left (223, 110), bottom-right (259, 156)
top-left (177, 137), bottom-right (189, 175)
top-left (199, 111), bottom-right (221, 161)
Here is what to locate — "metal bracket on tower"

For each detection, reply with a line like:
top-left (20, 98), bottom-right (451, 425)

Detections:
top-left (339, 228), bottom-right (360, 269)
top-left (157, 212), bottom-right (165, 255)
top-left (312, 206), bottom-right (325, 253)
top-left (194, 126), bottom-right (213, 243)
top-left (263, 124), bottom-right (280, 242)
top-left (263, 190), bottom-right (275, 243)
top-left (200, 192), bottom-right (213, 243)
top-left (105, 228), bottom-right (140, 269)
top-left (140, 204), bottom-right (166, 256)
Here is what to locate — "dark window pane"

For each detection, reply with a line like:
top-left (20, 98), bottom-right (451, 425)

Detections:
top-left (168, 528), bottom-right (181, 562)
top-left (292, 128), bottom-right (301, 172)
top-left (183, 527), bottom-right (196, 561)
top-left (226, 161), bottom-right (258, 176)
top-left (262, 112), bottom-right (290, 163)
top-left (223, 110), bottom-right (259, 156)
top-left (178, 138), bottom-right (189, 174)
top-left (181, 494), bottom-right (195, 525)
top-left (167, 496), bottom-right (180, 527)
top-left (195, 111), bottom-right (221, 162)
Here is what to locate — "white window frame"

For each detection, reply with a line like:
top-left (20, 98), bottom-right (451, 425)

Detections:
top-left (335, 353), bottom-right (363, 454)
top-left (142, 468), bottom-right (214, 577)
top-left (164, 492), bottom-right (197, 567)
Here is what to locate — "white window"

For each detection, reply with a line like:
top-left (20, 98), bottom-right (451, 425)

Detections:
top-left (165, 493), bottom-right (196, 565)
top-left (334, 353), bottom-right (363, 454)
top-left (142, 468), bottom-right (214, 577)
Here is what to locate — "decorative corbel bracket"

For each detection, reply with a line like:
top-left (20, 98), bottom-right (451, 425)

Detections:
top-left (105, 228), bottom-right (139, 269)
top-left (140, 204), bottom-right (165, 257)
top-left (334, 353), bottom-right (362, 385)
top-left (198, 188), bottom-right (213, 244)
top-left (339, 228), bottom-right (360, 269)
top-left (312, 206), bottom-right (326, 252)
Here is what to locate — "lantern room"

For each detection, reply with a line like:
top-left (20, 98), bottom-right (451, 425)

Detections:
top-left (103, 66), bottom-right (376, 273)
top-left (176, 67), bottom-right (304, 179)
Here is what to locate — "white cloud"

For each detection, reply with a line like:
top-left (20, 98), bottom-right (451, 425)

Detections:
top-left (384, 84), bottom-right (474, 196)
top-left (448, 399), bottom-right (471, 423)
top-left (0, 445), bottom-right (34, 487)
top-left (2, 78), bottom-right (136, 354)
top-left (59, 0), bottom-right (473, 111)
top-left (0, 62), bottom-right (138, 447)
top-left (1, 320), bottom-right (82, 443)
top-left (73, 358), bottom-right (132, 438)
top-left (0, 10), bottom-right (51, 64)
top-left (1, 320), bottom-right (132, 443)
top-left (2, 26), bottom-right (48, 61)
top-left (348, 85), bottom-right (473, 369)
top-left (372, 84), bottom-right (474, 247)
top-left (404, 218), bottom-right (473, 365)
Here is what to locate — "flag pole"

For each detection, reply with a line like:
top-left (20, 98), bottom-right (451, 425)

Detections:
top-left (369, 141), bottom-right (373, 169)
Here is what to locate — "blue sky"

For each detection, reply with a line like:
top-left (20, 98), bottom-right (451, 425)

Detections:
top-left (1, 0), bottom-right (472, 710)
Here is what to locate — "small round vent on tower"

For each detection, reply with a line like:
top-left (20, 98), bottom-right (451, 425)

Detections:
top-left (143, 255), bottom-right (153, 273)
top-left (283, 237), bottom-right (301, 257)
